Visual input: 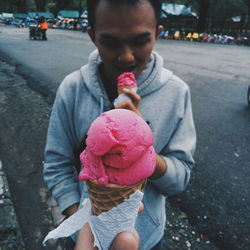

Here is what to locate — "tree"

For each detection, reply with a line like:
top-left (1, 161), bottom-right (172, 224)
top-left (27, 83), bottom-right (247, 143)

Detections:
top-left (208, 0), bottom-right (248, 32)
top-left (53, 0), bottom-right (85, 16)
top-left (0, 0), bottom-right (28, 12)
top-left (183, 0), bottom-right (248, 32)
top-left (244, 0), bottom-right (250, 16)
top-left (33, 0), bottom-right (48, 11)
top-left (196, 0), bottom-right (210, 32)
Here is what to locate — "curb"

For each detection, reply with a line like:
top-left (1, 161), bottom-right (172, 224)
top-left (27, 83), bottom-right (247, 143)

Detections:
top-left (0, 160), bottom-right (25, 249)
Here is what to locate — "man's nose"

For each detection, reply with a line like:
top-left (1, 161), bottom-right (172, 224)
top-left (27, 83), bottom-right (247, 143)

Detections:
top-left (118, 46), bottom-right (135, 64)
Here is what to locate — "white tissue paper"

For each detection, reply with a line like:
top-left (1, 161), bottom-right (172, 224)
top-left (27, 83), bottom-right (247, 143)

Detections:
top-left (42, 199), bottom-right (93, 245)
top-left (113, 87), bottom-right (137, 106)
top-left (43, 190), bottom-right (143, 250)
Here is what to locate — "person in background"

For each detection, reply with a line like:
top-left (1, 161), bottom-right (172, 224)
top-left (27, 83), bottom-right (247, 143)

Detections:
top-left (39, 16), bottom-right (48, 40)
top-left (43, 0), bottom-right (196, 249)
top-left (74, 19), bottom-right (78, 30)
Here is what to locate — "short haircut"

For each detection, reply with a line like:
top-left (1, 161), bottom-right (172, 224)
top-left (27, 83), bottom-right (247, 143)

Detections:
top-left (87, 0), bottom-right (162, 28)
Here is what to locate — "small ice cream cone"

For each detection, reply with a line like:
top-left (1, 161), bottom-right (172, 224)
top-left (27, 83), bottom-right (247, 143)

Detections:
top-left (113, 72), bottom-right (137, 106)
top-left (117, 72), bottom-right (136, 94)
top-left (86, 179), bottom-right (147, 216)
top-left (118, 85), bottom-right (135, 95)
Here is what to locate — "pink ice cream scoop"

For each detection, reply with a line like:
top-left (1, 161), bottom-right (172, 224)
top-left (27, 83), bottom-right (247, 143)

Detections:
top-left (78, 109), bottom-right (156, 186)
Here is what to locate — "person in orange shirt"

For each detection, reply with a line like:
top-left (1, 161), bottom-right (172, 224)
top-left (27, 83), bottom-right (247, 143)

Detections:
top-left (39, 16), bottom-right (48, 40)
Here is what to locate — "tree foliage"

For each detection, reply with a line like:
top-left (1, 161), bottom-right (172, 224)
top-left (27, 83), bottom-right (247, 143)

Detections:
top-left (33, 0), bottom-right (47, 11)
top-left (0, 0), bottom-right (87, 14)
top-left (168, 0), bottom-right (249, 32)
top-left (209, 0), bottom-right (247, 20)
top-left (244, 0), bottom-right (250, 15)
top-left (0, 0), bottom-right (27, 12)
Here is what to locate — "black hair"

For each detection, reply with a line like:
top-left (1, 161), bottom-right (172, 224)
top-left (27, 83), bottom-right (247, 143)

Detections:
top-left (39, 16), bottom-right (45, 23)
top-left (87, 0), bottom-right (162, 28)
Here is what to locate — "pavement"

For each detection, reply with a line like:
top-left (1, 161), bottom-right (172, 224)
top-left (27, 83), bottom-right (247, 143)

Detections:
top-left (0, 59), bottom-right (64, 250)
top-left (0, 160), bottom-right (24, 249)
top-left (0, 50), bottom-right (220, 249)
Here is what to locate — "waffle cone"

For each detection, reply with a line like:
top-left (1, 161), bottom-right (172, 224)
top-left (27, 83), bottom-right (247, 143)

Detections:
top-left (118, 86), bottom-right (134, 95)
top-left (86, 179), bottom-right (147, 216)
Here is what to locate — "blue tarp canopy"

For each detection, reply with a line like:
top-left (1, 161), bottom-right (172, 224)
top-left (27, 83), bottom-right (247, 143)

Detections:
top-left (36, 12), bottom-right (55, 19)
top-left (57, 10), bottom-right (79, 18)
top-left (162, 4), bottom-right (196, 17)
top-left (27, 12), bottom-right (55, 19)
top-left (27, 12), bottom-right (37, 19)
top-left (14, 13), bottom-right (28, 19)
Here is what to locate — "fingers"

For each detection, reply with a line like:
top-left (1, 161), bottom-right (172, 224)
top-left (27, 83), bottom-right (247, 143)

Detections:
top-left (138, 202), bottom-right (144, 214)
top-left (75, 222), bottom-right (98, 250)
top-left (123, 88), bottom-right (141, 108)
top-left (115, 88), bottom-right (141, 116)
top-left (110, 229), bottom-right (140, 250)
top-left (115, 100), bottom-right (141, 116)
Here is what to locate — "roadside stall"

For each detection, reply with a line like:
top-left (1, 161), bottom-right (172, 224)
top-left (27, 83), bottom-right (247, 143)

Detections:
top-left (27, 12), bottom-right (37, 20)
top-left (2, 13), bottom-right (14, 24)
top-left (80, 10), bottom-right (88, 32)
top-left (12, 13), bottom-right (28, 27)
top-left (161, 4), bottom-right (197, 35)
top-left (57, 10), bottom-right (80, 30)
top-left (57, 10), bottom-right (79, 19)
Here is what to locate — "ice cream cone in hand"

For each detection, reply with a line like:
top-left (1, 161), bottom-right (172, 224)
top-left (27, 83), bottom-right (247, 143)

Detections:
top-left (117, 72), bottom-right (137, 95)
top-left (78, 109), bottom-right (156, 215)
top-left (86, 179), bottom-right (147, 216)
top-left (113, 72), bottom-right (137, 106)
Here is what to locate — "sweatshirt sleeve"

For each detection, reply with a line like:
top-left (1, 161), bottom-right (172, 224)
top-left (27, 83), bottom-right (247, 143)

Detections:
top-left (150, 88), bottom-right (196, 197)
top-left (43, 87), bottom-right (80, 213)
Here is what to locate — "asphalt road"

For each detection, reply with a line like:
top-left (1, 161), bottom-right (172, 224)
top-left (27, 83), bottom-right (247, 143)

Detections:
top-left (0, 25), bottom-right (250, 250)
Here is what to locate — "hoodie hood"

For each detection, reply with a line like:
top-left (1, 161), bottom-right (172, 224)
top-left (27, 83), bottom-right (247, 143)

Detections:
top-left (80, 50), bottom-right (173, 103)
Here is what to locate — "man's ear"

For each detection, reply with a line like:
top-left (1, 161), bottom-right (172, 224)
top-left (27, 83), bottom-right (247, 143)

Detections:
top-left (87, 26), bottom-right (96, 44)
top-left (155, 25), bottom-right (163, 39)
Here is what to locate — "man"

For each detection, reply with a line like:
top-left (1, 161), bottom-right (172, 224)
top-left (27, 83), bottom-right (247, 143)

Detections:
top-left (39, 16), bottom-right (48, 40)
top-left (43, 0), bottom-right (196, 249)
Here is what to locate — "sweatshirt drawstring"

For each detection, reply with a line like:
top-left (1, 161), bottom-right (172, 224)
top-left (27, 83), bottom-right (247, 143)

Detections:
top-left (99, 97), bottom-right (104, 114)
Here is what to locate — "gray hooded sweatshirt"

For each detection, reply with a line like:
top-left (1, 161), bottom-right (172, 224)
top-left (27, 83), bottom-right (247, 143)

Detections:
top-left (44, 50), bottom-right (196, 249)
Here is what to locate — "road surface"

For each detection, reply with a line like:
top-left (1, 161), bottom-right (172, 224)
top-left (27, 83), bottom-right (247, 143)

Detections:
top-left (0, 24), bottom-right (250, 250)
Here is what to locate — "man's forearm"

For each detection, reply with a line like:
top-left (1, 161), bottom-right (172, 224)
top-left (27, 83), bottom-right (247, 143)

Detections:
top-left (64, 203), bottom-right (80, 217)
top-left (150, 154), bottom-right (167, 180)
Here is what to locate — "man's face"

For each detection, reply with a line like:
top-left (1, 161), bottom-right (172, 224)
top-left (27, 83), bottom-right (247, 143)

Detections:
top-left (88, 0), bottom-right (160, 84)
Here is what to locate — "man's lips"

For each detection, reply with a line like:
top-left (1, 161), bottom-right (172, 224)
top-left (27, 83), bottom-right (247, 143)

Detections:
top-left (116, 65), bottom-right (135, 73)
